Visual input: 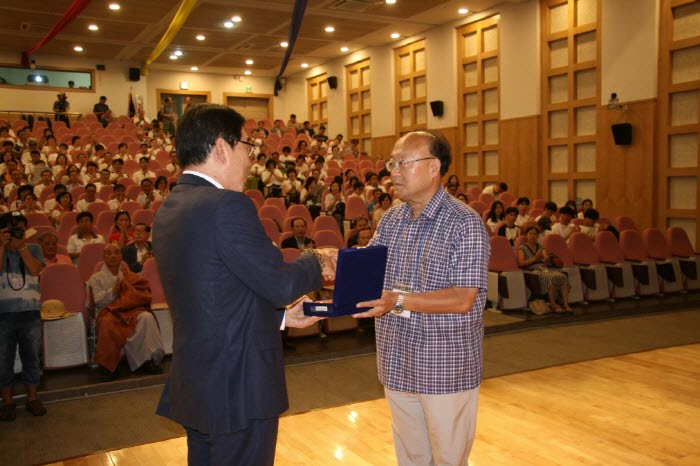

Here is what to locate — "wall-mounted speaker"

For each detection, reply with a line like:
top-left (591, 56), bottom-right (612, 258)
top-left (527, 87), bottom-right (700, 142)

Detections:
top-left (611, 123), bottom-right (632, 145)
top-left (128, 67), bottom-right (141, 82)
top-left (327, 76), bottom-right (338, 89)
top-left (429, 100), bottom-right (444, 117)
top-left (96, 64), bottom-right (106, 71)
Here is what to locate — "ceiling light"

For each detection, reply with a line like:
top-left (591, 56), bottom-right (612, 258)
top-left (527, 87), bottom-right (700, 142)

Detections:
top-left (170, 55), bottom-right (178, 60)
top-left (108, 3), bottom-right (120, 10)
top-left (244, 70), bottom-right (252, 75)
top-left (174, 50), bottom-right (183, 56)
top-left (301, 63), bottom-right (309, 68)
top-left (245, 59), bottom-right (254, 65)
top-left (325, 26), bottom-right (335, 33)
top-left (88, 24), bottom-right (99, 31)
top-left (280, 41), bottom-right (288, 47)
top-left (340, 46), bottom-right (349, 52)
top-left (196, 34), bottom-right (205, 41)
top-left (191, 66), bottom-right (199, 71)
top-left (231, 15), bottom-right (242, 22)
top-left (458, 8), bottom-right (469, 14)
top-left (391, 32), bottom-right (400, 39)
top-left (73, 46), bottom-right (83, 52)
top-left (386, 0), bottom-right (397, 3)
top-left (224, 21), bottom-right (233, 28)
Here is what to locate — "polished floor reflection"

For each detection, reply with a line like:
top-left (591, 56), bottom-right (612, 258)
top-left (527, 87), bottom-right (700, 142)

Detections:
top-left (47, 344), bottom-right (700, 465)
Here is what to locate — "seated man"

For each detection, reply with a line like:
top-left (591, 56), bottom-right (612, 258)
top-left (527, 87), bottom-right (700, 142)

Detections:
top-left (281, 217), bottom-right (314, 251)
top-left (37, 231), bottom-right (71, 265)
top-left (550, 206), bottom-right (579, 243)
top-left (535, 201), bottom-right (558, 221)
top-left (580, 208), bottom-right (619, 239)
top-left (132, 157), bottom-right (156, 185)
top-left (108, 184), bottom-right (126, 211)
top-left (346, 217), bottom-right (370, 248)
top-left (481, 181), bottom-right (508, 196)
top-left (67, 211), bottom-right (105, 263)
top-left (497, 207), bottom-right (520, 246)
top-left (121, 223), bottom-right (153, 273)
top-left (75, 183), bottom-right (105, 212)
top-left (87, 244), bottom-right (164, 380)
top-left (136, 178), bottom-right (163, 209)
top-left (353, 227), bottom-right (372, 248)
top-left (515, 197), bottom-right (531, 227)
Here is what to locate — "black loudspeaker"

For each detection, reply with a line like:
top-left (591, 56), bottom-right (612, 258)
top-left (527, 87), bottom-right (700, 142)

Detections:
top-left (611, 123), bottom-right (632, 145)
top-left (327, 76), bottom-right (338, 89)
top-left (430, 100), bottom-right (444, 117)
top-left (128, 67), bottom-right (141, 82)
top-left (96, 64), bottom-right (106, 71)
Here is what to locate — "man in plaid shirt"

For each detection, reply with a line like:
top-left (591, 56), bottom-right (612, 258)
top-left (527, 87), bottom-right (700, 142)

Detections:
top-left (356, 130), bottom-right (490, 465)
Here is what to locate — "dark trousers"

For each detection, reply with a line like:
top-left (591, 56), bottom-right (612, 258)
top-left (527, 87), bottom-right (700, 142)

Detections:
top-left (185, 418), bottom-right (279, 466)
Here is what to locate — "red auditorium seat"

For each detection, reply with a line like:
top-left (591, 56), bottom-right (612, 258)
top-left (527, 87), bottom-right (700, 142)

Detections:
top-left (618, 230), bottom-right (661, 295)
top-left (567, 233), bottom-right (610, 301)
top-left (487, 236), bottom-right (528, 310)
top-left (642, 228), bottom-right (683, 293)
top-left (594, 231), bottom-right (636, 298)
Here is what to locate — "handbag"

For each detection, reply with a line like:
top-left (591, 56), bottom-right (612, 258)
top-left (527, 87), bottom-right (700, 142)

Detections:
top-left (528, 299), bottom-right (550, 315)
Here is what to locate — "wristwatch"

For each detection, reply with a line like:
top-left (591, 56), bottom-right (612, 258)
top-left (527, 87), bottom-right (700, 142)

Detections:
top-left (391, 291), bottom-right (407, 315)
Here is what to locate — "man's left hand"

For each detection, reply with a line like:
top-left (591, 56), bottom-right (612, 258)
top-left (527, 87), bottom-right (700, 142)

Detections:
top-left (354, 290), bottom-right (400, 318)
top-left (285, 295), bottom-right (326, 328)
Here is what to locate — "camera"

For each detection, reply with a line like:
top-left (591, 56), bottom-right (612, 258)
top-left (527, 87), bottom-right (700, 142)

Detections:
top-left (8, 226), bottom-right (25, 239)
top-left (0, 212), bottom-right (27, 240)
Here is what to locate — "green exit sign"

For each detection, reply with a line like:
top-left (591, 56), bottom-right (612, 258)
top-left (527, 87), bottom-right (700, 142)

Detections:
top-left (245, 85), bottom-right (252, 93)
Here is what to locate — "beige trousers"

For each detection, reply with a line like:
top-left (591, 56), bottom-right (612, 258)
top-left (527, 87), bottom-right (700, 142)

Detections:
top-left (385, 386), bottom-right (480, 466)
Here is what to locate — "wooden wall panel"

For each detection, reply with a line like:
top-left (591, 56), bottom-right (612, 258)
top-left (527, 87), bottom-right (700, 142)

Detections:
top-left (500, 115), bottom-right (542, 198)
top-left (371, 135), bottom-right (399, 160)
top-left (596, 99), bottom-right (657, 230)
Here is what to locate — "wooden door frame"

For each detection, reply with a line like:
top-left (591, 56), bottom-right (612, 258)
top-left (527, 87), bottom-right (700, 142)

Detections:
top-left (223, 92), bottom-right (274, 119)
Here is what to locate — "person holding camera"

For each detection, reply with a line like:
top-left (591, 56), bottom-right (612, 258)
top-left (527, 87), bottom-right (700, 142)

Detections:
top-left (0, 212), bottom-right (46, 421)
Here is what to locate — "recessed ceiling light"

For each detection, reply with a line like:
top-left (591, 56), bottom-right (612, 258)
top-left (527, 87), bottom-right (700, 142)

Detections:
top-left (174, 50), bottom-right (183, 56)
top-left (108, 3), bottom-right (120, 10)
top-left (340, 46), bottom-right (349, 52)
top-left (191, 66), bottom-right (199, 71)
top-left (244, 70), bottom-right (252, 75)
top-left (301, 63), bottom-right (309, 68)
top-left (391, 32), bottom-right (400, 39)
top-left (458, 8), bottom-right (469, 14)
top-left (245, 59), bottom-right (254, 65)
top-left (325, 26), bottom-right (335, 32)
top-left (170, 55), bottom-right (178, 60)
top-left (196, 34), bottom-right (205, 41)
top-left (88, 24), bottom-right (99, 31)
top-left (231, 15), bottom-right (242, 22)
top-left (386, 0), bottom-right (397, 3)
top-left (280, 41), bottom-right (288, 47)
top-left (73, 46), bottom-right (83, 52)
top-left (224, 21), bottom-right (233, 28)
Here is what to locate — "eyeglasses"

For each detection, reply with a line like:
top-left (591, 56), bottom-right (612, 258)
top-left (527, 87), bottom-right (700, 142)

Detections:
top-left (230, 138), bottom-right (257, 157)
top-left (386, 156), bottom-right (435, 171)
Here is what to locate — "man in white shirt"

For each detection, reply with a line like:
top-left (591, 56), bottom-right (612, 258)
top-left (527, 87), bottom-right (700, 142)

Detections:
top-left (535, 201), bottom-right (558, 222)
top-left (108, 184), bottom-right (127, 211)
top-left (550, 206), bottom-right (579, 243)
top-left (515, 197), bottom-right (531, 227)
top-left (66, 211), bottom-right (105, 262)
top-left (94, 170), bottom-right (113, 193)
top-left (132, 108), bottom-right (151, 128)
top-left (34, 169), bottom-right (54, 198)
top-left (3, 168), bottom-right (25, 198)
top-left (481, 181), bottom-right (508, 197)
top-left (76, 183), bottom-right (105, 213)
top-left (136, 178), bottom-right (163, 209)
top-left (132, 157), bottom-right (156, 184)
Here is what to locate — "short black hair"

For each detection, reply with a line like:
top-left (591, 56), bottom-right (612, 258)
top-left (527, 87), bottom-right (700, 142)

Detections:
top-left (315, 156), bottom-right (325, 164)
top-left (498, 182), bottom-right (508, 192)
top-left (537, 216), bottom-right (552, 230)
top-left (94, 144), bottom-right (105, 151)
top-left (517, 197), bottom-right (530, 205)
top-left (544, 201), bottom-right (558, 212)
top-left (559, 206), bottom-right (575, 217)
top-left (139, 157), bottom-right (150, 163)
top-left (176, 104), bottom-right (244, 167)
top-left (505, 207), bottom-right (519, 215)
top-left (53, 184), bottom-right (66, 192)
top-left (291, 217), bottom-right (306, 227)
top-left (352, 181), bottom-right (364, 190)
top-left (265, 159), bottom-right (277, 169)
top-left (378, 193), bottom-right (392, 204)
top-left (286, 168), bottom-right (297, 176)
top-left (85, 183), bottom-right (97, 191)
top-left (76, 211), bottom-right (93, 223)
top-left (583, 209), bottom-right (600, 221)
top-left (141, 178), bottom-right (153, 186)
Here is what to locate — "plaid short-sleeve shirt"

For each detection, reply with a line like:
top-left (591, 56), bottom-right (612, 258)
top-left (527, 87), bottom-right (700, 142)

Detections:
top-left (370, 188), bottom-right (490, 394)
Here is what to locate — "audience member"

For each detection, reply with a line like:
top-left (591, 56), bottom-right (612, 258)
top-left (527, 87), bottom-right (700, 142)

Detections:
top-left (346, 217), bottom-right (370, 248)
top-left (121, 223), bottom-right (153, 273)
top-left (280, 218), bottom-right (314, 251)
top-left (132, 157), bottom-right (156, 184)
top-left (536, 201), bottom-right (557, 221)
top-left (536, 216), bottom-right (552, 246)
top-left (43, 184), bottom-right (66, 215)
top-left (87, 244), bottom-right (164, 381)
top-left (482, 181), bottom-right (508, 196)
top-left (515, 197), bottom-right (531, 227)
top-left (50, 191), bottom-right (74, 227)
top-left (0, 212), bottom-right (46, 421)
top-left (93, 96), bottom-right (110, 120)
top-left (497, 207), bottom-right (520, 246)
top-left (550, 206), bottom-right (579, 243)
top-left (154, 176), bottom-right (169, 200)
top-left (456, 193), bottom-right (468, 204)
top-left (66, 212), bottom-right (105, 262)
top-left (19, 193), bottom-right (42, 215)
top-left (353, 227), bottom-right (372, 248)
top-left (486, 200), bottom-right (505, 232)
top-left (37, 231), bottom-right (71, 265)
top-left (108, 184), bottom-right (126, 211)
top-left (108, 211), bottom-right (134, 247)
top-left (578, 198), bottom-right (593, 219)
top-left (372, 193), bottom-right (393, 226)
top-left (446, 183), bottom-right (459, 197)
top-left (75, 183), bottom-right (104, 212)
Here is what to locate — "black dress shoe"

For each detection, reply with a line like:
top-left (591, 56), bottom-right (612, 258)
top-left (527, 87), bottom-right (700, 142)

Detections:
top-left (137, 361), bottom-right (164, 374)
top-left (98, 366), bottom-right (117, 382)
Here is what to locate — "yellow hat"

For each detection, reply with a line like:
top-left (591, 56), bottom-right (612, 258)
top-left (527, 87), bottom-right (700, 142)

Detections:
top-left (40, 300), bottom-right (73, 320)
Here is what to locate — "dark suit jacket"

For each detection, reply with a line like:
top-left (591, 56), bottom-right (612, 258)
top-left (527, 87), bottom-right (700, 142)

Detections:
top-left (280, 236), bottom-right (313, 251)
top-left (153, 174), bottom-right (321, 434)
top-left (121, 241), bottom-right (152, 273)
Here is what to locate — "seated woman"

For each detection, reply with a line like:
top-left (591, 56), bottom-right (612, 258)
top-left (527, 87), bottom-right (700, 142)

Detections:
top-left (300, 176), bottom-right (322, 219)
top-left (261, 159), bottom-right (284, 197)
top-left (324, 180), bottom-right (345, 230)
top-left (67, 211), bottom-right (105, 263)
top-left (577, 198), bottom-right (594, 219)
top-left (372, 193), bottom-right (393, 226)
top-left (444, 174), bottom-right (460, 189)
top-left (517, 226), bottom-right (571, 313)
top-left (485, 200), bottom-right (505, 232)
top-left (154, 175), bottom-right (169, 200)
top-left (108, 210), bottom-right (134, 247)
top-left (50, 191), bottom-right (74, 227)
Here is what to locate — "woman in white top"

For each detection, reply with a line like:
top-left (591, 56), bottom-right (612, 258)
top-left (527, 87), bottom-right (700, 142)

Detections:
top-left (51, 191), bottom-right (74, 227)
top-left (578, 198), bottom-right (593, 219)
top-left (324, 180), bottom-right (345, 213)
top-left (485, 200), bottom-right (505, 232)
top-left (372, 193), bottom-right (393, 226)
top-left (261, 159), bottom-right (284, 193)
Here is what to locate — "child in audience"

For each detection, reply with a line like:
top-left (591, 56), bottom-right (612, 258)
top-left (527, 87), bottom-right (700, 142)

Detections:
top-left (497, 207), bottom-right (520, 246)
top-left (516, 197), bottom-right (531, 227)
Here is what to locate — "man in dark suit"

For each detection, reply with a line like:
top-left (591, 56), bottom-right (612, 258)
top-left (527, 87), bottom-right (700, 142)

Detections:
top-left (121, 223), bottom-right (153, 273)
top-left (153, 104), bottom-right (336, 466)
top-left (280, 217), bottom-right (314, 251)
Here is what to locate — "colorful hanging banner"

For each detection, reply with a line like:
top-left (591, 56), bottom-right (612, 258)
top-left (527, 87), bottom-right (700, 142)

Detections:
top-left (140, 0), bottom-right (198, 76)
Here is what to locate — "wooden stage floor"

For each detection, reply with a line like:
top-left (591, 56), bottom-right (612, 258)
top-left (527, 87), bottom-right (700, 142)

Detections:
top-left (48, 344), bottom-right (700, 466)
